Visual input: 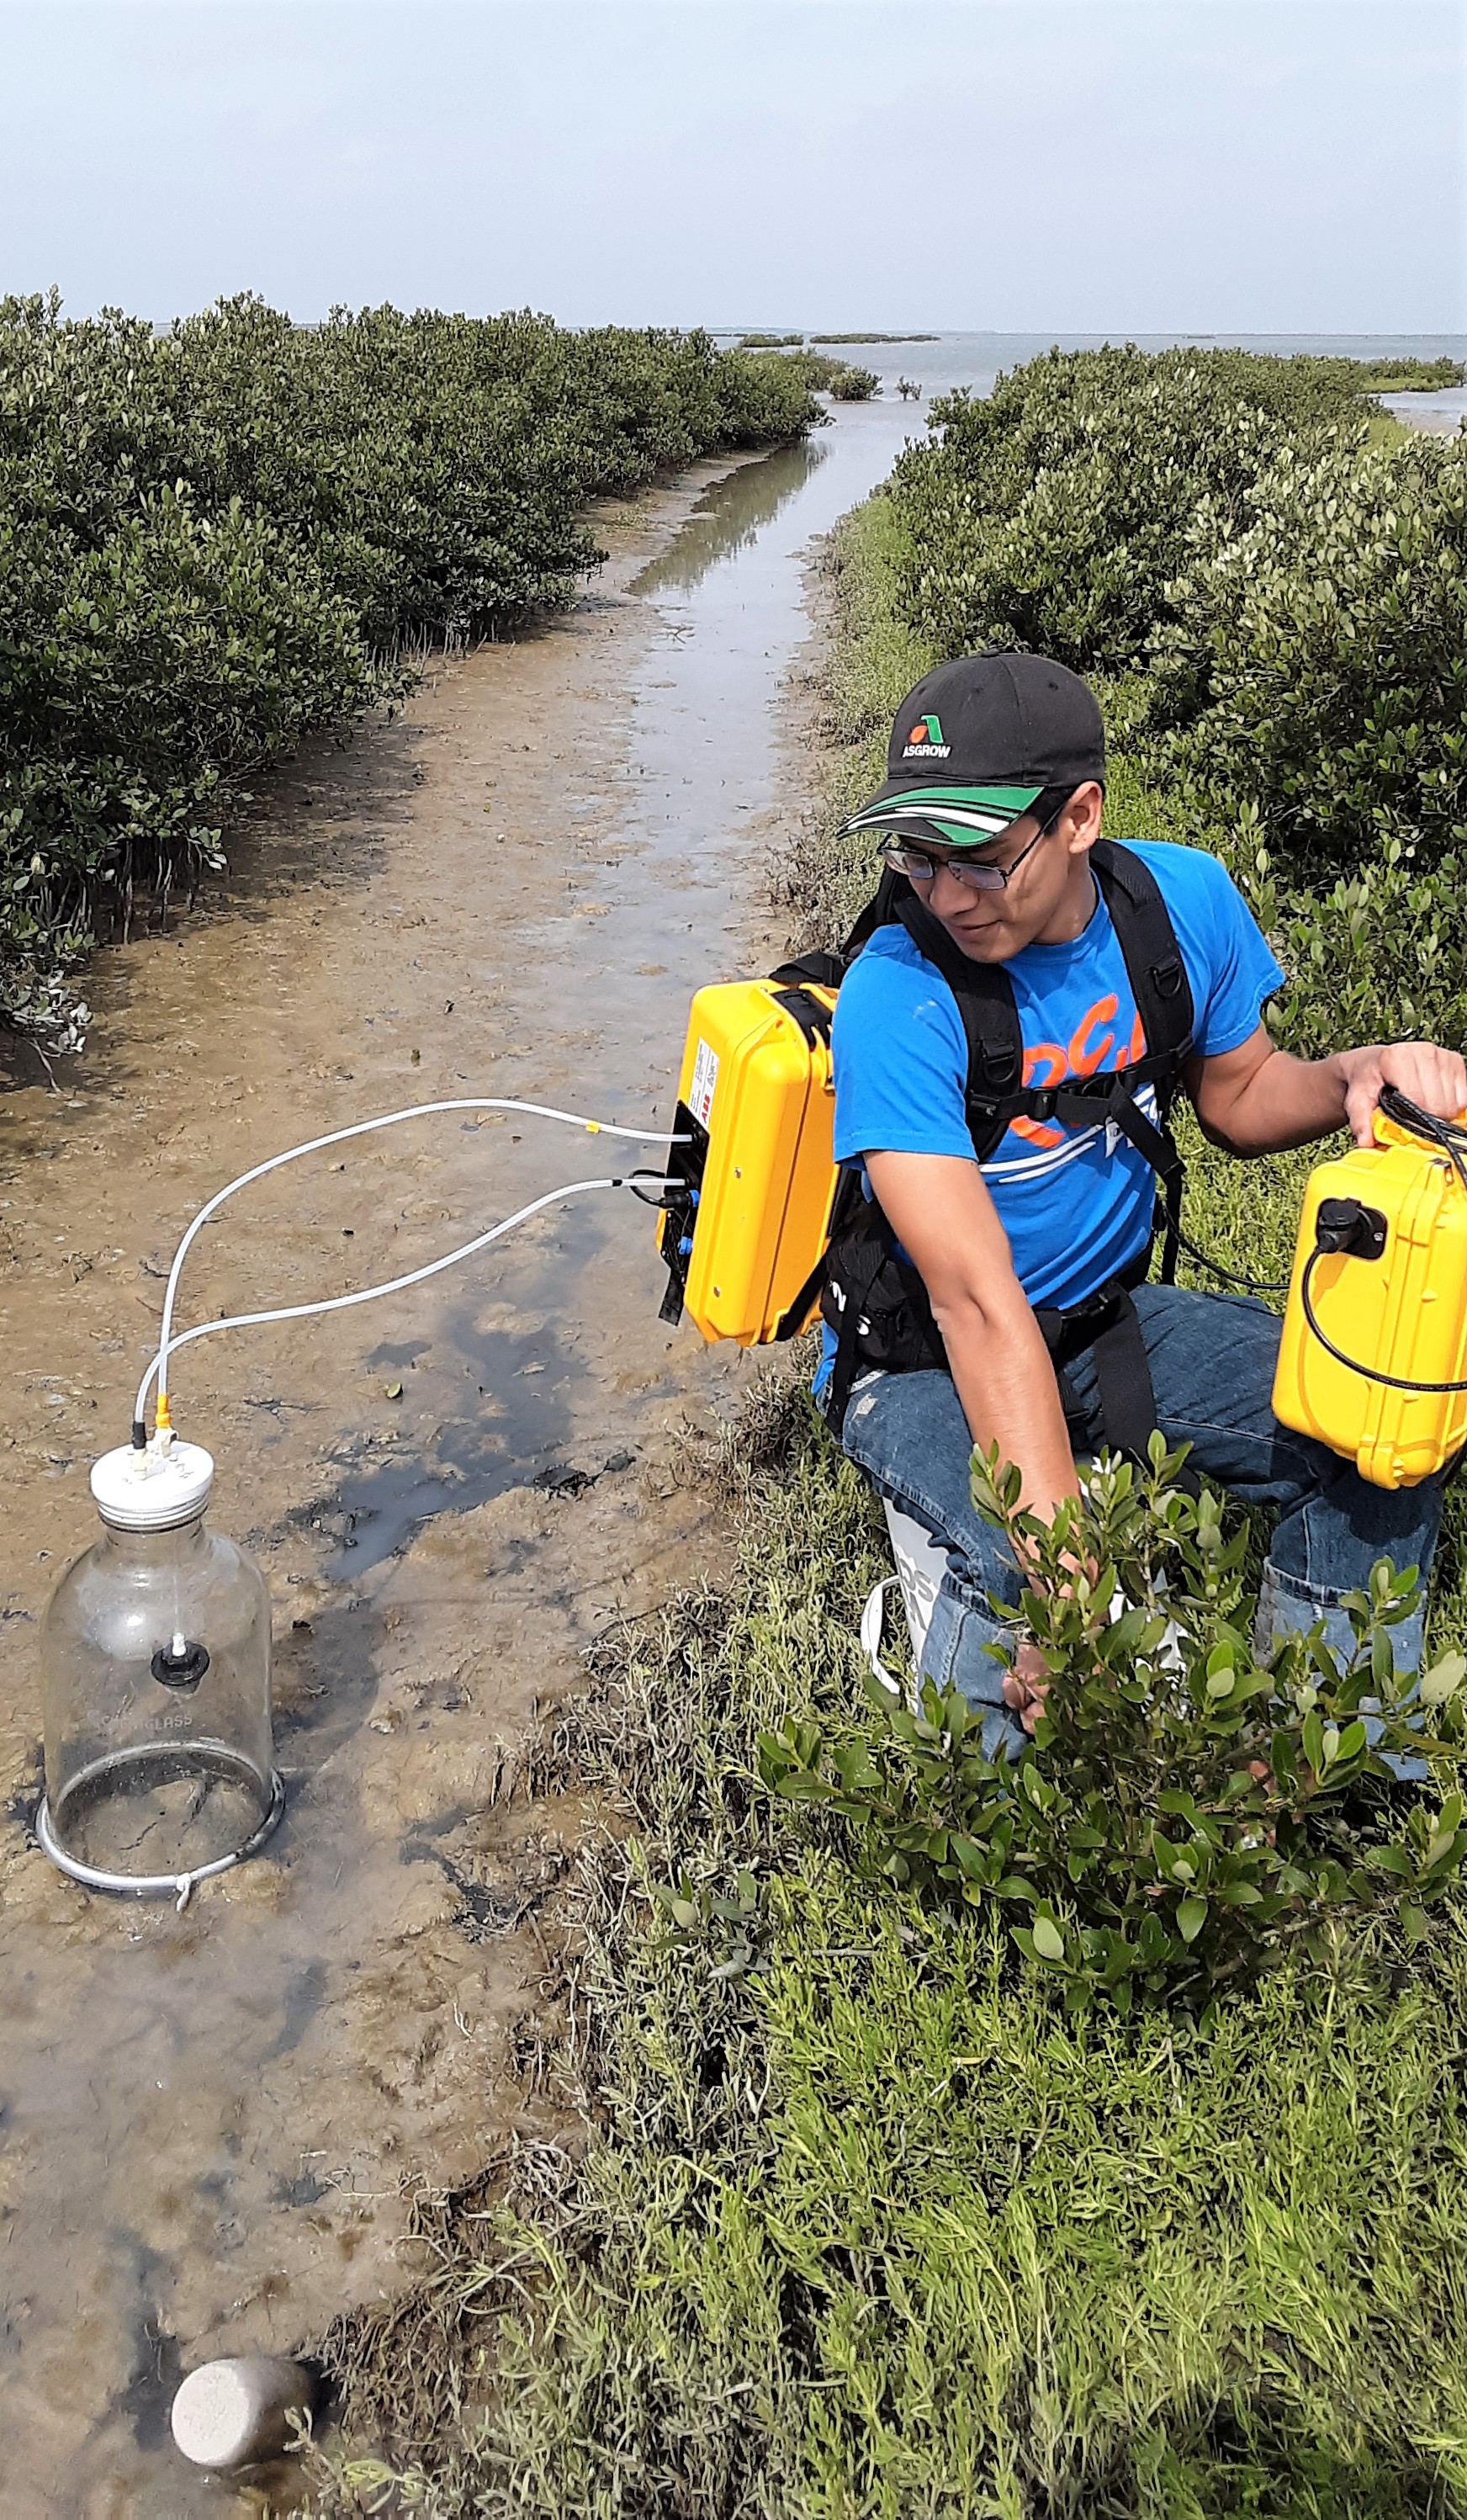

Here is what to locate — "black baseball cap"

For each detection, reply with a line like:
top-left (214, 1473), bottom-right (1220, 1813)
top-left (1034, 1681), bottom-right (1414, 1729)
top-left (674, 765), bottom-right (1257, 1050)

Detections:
top-left (839, 653), bottom-right (1105, 851)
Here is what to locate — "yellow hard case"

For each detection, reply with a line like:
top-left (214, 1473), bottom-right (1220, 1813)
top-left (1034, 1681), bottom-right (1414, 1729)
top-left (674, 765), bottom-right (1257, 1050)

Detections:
top-left (1273, 1110), bottom-right (1467, 1488)
top-left (659, 979), bottom-right (839, 1346)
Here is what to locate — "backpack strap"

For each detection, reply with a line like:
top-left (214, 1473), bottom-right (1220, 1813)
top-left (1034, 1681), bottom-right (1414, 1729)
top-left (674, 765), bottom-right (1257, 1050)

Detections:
top-left (1034, 1268), bottom-right (1163, 1471)
top-left (818, 1167), bottom-right (947, 1428)
top-left (767, 984), bottom-right (834, 1047)
top-left (1089, 839), bottom-right (1194, 1090)
top-left (892, 891), bottom-right (1025, 1159)
top-left (1089, 840), bottom-right (1194, 1280)
top-left (840, 865), bottom-right (912, 960)
top-left (767, 952), bottom-right (845, 993)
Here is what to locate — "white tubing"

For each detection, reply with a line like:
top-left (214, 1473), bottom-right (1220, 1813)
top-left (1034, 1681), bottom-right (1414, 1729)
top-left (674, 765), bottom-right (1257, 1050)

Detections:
top-left (134, 1173), bottom-right (672, 1422)
top-left (860, 1577), bottom-right (909, 1702)
top-left (138, 1097), bottom-right (684, 1421)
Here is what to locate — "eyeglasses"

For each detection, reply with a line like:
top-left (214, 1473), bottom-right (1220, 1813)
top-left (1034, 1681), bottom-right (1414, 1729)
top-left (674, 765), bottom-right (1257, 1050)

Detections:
top-left (880, 809), bottom-right (1057, 895)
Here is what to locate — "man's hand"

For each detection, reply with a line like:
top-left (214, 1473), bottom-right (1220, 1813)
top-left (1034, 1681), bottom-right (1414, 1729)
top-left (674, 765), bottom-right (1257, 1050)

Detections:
top-left (1001, 1638), bottom-right (1050, 1736)
top-left (1333, 1042), bottom-right (1467, 1149)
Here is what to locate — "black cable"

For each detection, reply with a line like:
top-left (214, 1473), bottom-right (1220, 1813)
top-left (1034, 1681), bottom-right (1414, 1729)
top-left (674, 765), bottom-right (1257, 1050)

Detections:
top-left (1168, 1213), bottom-right (1290, 1296)
top-left (627, 1170), bottom-right (679, 1209)
top-left (1300, 1245), bottom-right (1467, 1395)
top-left (1290, 1089), bottom-right (1467, 1394)
top-left (1379, 1082), bottom-right (1467, 1192)
top-left (1165, 1087), bottom-right (1467, 1302)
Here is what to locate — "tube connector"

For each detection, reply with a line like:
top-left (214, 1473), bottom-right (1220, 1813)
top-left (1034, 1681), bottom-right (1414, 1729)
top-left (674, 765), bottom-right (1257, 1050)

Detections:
top-left (1314, 1196), bottom-right (1387, 1261)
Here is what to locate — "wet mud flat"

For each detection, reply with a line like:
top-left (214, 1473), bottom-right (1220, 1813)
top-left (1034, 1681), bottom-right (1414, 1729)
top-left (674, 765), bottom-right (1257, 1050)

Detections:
top-left (0, 397), bottom-right (927, 2513)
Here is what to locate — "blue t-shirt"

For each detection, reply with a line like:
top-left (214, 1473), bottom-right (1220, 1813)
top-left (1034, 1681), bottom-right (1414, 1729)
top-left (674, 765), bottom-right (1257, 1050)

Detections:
top-left (829, 839), bottom-right (1283, 1313)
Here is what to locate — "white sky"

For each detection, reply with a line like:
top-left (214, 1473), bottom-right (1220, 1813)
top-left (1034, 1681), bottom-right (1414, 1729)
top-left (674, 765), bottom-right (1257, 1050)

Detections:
top-left (0, 1), bottom-right (1462, 334)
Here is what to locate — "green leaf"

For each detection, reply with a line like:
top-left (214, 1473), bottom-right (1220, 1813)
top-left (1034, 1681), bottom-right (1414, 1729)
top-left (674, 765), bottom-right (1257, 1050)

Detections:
top-left (1176, 1896), bottom-right (1208, 1944)
top-left (1421, 1650), bottom-right (1466, 1707)
top-left (1369, 1843), bottom-right (1413, 1878)
top-left (1030, 1914), bottom-right (1066, 1964)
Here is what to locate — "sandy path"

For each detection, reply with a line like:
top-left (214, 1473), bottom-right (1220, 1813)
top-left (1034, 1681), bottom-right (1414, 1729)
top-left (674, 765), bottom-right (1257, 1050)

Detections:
top-left (0, 389), bottom-right (930, 2512)
top-left (0, 451), bottom-right (812, 2517)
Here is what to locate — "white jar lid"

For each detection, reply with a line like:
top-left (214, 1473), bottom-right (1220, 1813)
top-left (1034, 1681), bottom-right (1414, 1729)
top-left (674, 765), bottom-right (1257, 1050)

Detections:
top-left (90, 1440), bottom-right (214, 1531)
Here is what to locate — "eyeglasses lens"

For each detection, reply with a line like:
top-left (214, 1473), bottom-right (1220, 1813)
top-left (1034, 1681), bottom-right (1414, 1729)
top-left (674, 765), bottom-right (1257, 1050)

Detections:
top-left (882, 846), bottom-right (1004, 893)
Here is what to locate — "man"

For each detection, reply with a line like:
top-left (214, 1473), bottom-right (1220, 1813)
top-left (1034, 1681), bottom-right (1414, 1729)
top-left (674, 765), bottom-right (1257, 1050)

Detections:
top-left (821, 653), bottom-right (1465, 1759)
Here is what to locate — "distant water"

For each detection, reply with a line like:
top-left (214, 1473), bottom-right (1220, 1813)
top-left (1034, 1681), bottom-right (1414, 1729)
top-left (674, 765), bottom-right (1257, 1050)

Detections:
top-left (1380, 385), bottom-right (1467, 434)
top-left (716, 330), bottom-right (1467, 414)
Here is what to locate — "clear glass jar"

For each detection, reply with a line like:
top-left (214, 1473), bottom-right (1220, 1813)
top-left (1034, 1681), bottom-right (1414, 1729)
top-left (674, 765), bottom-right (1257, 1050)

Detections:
top-left (40, 1441), bottom-right (280, 1889)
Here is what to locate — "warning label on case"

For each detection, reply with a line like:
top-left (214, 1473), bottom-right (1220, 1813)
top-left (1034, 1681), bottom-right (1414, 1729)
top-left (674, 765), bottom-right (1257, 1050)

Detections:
top-left (690, 1038), bottom-right (718, 1128)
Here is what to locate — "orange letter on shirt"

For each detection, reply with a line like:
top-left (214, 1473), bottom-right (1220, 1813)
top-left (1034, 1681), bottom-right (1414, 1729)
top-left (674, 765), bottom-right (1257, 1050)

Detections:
top-left (1068, 994), bottom-right (1118, 1078)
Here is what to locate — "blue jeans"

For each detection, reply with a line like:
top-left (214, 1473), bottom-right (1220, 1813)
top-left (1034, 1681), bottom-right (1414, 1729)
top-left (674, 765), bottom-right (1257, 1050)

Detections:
top-left (839, 1284), bottom-right (1442, 1767)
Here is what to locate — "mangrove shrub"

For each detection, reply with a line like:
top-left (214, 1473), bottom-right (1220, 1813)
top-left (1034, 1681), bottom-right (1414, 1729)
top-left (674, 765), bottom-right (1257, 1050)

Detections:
top-left (760, 1437), bottom-right (1465, 2018)
top-left (827, 363), bottom-right (879, 402)
top-left (889, 347), bottom-right (1342, 671)
top-left (1152, 432), bottom-right (1467, 875)
top-left (0, 294), bottom-right (817, 1047)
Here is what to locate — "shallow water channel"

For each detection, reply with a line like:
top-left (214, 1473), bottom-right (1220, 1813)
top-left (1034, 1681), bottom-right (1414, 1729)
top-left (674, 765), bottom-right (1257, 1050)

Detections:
top-left (0, 390), bottom-right (936, 2515)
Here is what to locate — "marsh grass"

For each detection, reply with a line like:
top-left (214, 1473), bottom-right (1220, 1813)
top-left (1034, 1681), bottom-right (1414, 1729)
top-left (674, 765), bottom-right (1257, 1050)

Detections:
top-left (301, 1386), bottom-right (1467, 2518)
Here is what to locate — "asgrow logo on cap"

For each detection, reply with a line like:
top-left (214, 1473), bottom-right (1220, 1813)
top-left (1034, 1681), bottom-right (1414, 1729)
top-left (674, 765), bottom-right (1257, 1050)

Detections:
top-left (903, 713), bottom-right (950, 760)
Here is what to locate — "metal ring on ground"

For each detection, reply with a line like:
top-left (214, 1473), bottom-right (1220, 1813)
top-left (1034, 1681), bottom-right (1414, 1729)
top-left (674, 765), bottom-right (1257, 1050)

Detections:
top-left (35, 1769), bottom-right (286, 1900)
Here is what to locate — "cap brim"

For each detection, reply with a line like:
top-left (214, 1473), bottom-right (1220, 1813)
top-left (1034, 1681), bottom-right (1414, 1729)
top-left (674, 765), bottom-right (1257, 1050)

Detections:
top-left (839, 780), bottom-right (1044, 848)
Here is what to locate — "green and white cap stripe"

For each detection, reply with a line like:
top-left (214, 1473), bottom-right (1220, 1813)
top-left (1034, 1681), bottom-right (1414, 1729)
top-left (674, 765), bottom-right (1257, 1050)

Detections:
top-left (839, 782), bottom-right (1044, 848)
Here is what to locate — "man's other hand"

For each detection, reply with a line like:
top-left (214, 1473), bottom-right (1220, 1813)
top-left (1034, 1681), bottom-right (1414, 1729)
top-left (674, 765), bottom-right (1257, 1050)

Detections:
top-left (1001, 1638), bottom-right (1051, 1736)
top-left (1336, 1042), bottom-right (1467, 1148)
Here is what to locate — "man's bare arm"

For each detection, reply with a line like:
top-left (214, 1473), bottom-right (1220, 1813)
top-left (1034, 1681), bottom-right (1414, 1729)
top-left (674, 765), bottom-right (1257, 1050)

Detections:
top-left (863, 1149), bottom-right (1078, 1522)
top-left (1189, 1027), bottom-right (1467, 1156)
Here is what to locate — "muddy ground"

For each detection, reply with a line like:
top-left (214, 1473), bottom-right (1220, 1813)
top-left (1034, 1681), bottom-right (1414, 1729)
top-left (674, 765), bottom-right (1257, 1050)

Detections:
top-left (0, 400), bottom-right (929, 2516)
